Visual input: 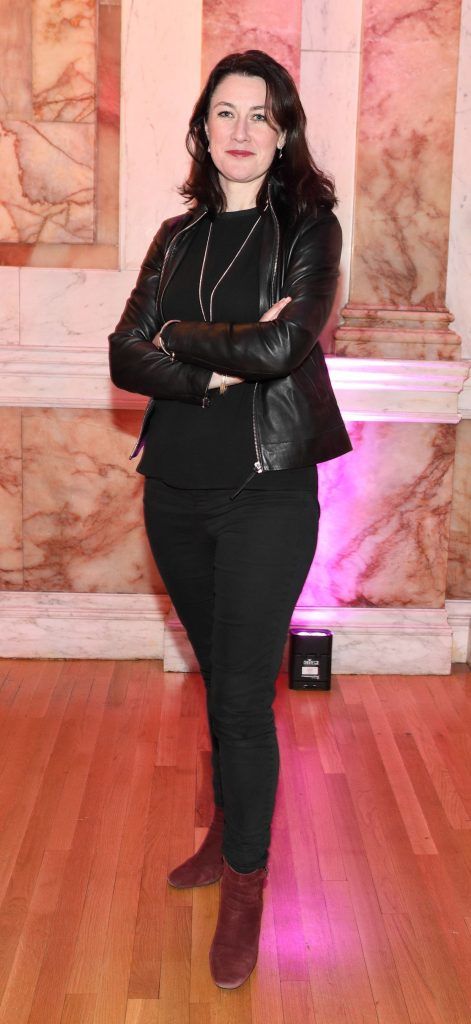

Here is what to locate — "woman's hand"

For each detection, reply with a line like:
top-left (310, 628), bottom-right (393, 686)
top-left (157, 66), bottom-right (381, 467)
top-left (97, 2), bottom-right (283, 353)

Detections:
top-left (259, 296), bottom-right (292, 322)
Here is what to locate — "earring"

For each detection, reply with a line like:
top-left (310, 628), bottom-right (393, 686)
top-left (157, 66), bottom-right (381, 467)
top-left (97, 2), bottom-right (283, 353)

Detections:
top-left (277, 146), bottom-right (283, 159)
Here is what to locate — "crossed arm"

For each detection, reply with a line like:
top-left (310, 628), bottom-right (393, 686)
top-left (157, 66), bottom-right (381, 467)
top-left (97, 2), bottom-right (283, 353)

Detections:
top-left (108, 210), bottom-right (341, 402)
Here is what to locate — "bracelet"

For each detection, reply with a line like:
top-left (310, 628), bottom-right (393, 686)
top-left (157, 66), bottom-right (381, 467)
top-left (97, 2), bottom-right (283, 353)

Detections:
top-left (158, 336), bottom-right (175, 360)
top-left (219, 374), bottom-right (228, 395)
top-left (155, 319), bottom-right (181, 361)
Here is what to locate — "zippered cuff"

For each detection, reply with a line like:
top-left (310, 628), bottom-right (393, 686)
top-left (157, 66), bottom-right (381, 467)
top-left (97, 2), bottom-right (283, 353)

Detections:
top-left (202, 371), bottom-right (212, 408)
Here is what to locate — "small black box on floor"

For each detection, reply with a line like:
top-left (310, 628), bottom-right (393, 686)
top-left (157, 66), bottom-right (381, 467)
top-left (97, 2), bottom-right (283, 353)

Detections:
top-left (288, 628), bottom-right (332, 690)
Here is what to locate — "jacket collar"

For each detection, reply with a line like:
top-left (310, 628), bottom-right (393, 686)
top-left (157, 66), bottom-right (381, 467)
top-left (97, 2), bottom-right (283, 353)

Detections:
top-left (157, 181), bottom-right (278, 321)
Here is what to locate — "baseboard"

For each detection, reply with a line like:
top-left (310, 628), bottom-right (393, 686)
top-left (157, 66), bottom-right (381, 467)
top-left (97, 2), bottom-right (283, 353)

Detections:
top-left (0, 592), bottom-right (170, 659)
top-left (0, 593), bottom-right (469, 673)
top-left (445, 599), bottom-right (471, 663)
top-left (165, 605), bottom-right (456, 676)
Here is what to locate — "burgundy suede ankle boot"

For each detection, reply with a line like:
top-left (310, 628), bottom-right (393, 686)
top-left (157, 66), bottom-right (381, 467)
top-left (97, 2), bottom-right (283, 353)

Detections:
top-left (209, 856), bottom-right (268, 989)
top-left (167, 805), bottom-right (224, 888)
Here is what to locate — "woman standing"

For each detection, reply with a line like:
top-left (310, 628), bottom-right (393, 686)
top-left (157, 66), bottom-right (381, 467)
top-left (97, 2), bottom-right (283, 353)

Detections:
top-left (109, 49), bottom-right (352, 989)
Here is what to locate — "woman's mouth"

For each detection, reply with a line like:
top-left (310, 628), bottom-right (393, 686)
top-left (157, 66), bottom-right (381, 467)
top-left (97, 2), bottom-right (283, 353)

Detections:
top-left (226, 150), bottom-right (254, 157)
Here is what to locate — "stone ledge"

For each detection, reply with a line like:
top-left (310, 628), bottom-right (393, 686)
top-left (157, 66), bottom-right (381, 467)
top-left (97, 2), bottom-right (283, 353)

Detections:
top-left (0, 347), bottom-right (469, 422)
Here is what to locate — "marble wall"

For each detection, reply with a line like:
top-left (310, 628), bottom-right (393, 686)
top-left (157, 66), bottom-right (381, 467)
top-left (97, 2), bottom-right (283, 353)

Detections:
top-left (0, 0), bottom-right (469, 666)
top-left (0, 409), bottom-right (458, 608)
top-left (202, 0), bottom-right (302, 84)
top-left (0, 407), bottom-right (162, 594)
top-left (0, 0), bottom-right (120, 268)
top-left (307, 422), bottom-right (456, 608)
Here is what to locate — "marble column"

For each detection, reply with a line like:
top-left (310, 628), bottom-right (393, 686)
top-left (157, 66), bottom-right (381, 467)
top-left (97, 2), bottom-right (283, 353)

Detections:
top-left (335, 0), bottom-right (463, 360)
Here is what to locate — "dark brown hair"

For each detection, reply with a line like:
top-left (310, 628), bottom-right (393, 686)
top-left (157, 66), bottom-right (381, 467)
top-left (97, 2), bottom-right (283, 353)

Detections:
top-left (179, 49), bottom-right (337, 219)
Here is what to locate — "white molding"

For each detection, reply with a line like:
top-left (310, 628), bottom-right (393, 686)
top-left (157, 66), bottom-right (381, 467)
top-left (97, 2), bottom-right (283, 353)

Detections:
top-left (330, 357), bottom-right (471, 422)
top-left (0, 348), bottom-right (469, 422)
top-left (0, 592), bottom-right (170, 659)
top-left (445, 599), bottom-right (471, 664)
top-left (165, 605), bottom-right (455, 675)
top-left (0, 594), bottom-right (466, 672)
top-left (458, 368), bottom-right (471, 418)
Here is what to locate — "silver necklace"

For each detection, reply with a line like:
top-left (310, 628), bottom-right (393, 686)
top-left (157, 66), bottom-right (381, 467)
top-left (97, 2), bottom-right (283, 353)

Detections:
top-left (198, 213), bottom-right (262, 322)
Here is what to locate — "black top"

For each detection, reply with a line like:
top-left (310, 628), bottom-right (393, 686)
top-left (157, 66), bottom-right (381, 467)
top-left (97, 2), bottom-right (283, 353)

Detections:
top-left (137, 207), bottom-right (316, 492)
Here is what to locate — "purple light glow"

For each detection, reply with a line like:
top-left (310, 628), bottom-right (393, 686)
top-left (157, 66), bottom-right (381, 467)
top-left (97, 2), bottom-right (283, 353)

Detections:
top-left (295, 419), bottom-right (453, 609)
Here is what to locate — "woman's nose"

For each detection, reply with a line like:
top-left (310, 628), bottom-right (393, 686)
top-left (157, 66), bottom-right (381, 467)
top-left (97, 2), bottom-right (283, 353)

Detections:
top-left (231, 118), bottom-right (250, 141)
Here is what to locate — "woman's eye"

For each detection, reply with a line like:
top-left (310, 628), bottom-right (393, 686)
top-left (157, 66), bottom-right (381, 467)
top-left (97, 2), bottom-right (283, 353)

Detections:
top-left (253, 113), bottom-right (267, 121)
top-left (217, 110), bottom-right (233, 117)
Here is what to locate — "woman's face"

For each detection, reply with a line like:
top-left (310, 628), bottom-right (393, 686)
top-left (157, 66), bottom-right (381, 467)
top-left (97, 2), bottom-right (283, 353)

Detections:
top-left (204, 74), bottom-right (285, 201)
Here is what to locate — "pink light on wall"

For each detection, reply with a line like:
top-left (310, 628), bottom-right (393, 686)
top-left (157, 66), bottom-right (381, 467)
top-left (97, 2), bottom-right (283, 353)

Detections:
top-left (297, 420), bottom-right (455, 609)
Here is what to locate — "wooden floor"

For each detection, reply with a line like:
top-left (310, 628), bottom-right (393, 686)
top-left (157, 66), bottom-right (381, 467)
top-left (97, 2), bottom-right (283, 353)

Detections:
top-left (0, 661), bottom-right (470, 1024)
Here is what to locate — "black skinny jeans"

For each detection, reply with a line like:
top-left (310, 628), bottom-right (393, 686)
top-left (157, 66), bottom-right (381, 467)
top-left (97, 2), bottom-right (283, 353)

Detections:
top-left (143, 476), bottom-right (319, 873)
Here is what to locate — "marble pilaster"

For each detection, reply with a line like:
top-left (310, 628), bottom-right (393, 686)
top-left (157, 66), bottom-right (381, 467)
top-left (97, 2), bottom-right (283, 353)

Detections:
top-left (301, 0), bottom-right (362, 351)
top-left (446, 0), bottom-right (471, 358)
top-left (335, 0), bottom-right (463, 360)
top-left (121, 0), bottom-right (203, 270)
top-left (446, 419), bottom-right (471, 599)
top-left (0, 409), bottom-right (23, 590)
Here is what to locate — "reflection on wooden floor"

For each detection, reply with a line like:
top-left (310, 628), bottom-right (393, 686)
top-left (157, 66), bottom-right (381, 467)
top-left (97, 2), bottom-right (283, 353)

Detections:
top-left (0, 659), bottom-right (470, 1023)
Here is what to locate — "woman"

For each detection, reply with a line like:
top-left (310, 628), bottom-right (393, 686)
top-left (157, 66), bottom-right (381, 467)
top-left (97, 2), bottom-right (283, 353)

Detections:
top-left (109, 49), bottom-right (352, 989)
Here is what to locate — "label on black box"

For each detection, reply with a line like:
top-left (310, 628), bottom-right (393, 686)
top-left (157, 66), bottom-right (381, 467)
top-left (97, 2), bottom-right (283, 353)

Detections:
top-left (301, 658), bottom-right (319, 677)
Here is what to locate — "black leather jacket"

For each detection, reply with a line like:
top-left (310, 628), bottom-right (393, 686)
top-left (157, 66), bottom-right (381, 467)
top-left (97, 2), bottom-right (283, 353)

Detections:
top-left (108, 184), bottom-right (352, 473)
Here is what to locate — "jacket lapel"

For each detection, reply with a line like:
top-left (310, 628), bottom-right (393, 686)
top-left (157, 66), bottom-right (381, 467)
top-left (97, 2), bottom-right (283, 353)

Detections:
top-left (157, 205), bottom-right (208, 320)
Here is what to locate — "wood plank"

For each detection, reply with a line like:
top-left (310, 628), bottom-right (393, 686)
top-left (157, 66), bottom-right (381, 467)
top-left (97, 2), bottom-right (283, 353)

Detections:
top-left (354, 679), bottom-right (438, 854)
top-left (0, 850), bottom-right (69, 1024)
top-left (0, 660), bottom-right (469, 1023)
top-left (25, 663), bottom-right (148, 1024)
top-left (127, 766), bottom-right (177, 999)
top-left (325, 768), bottom-right (409, 1024)
top-left (0, 663), bottom-right (93, 994)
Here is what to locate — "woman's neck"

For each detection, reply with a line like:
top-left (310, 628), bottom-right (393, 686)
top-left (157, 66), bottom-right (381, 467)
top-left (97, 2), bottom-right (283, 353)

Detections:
top-left (220, 178), bottom-right (262, 212)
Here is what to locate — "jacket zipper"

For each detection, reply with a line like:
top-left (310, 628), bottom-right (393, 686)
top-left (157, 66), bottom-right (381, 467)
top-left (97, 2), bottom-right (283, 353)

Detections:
top-left (157, 210), bottom-right (207, 316)
top-left (268, 191), bottom-right (280, 307)
top-left (249, 189), bottom-right (280, 474)
top-left (252, 383), bottom-right (262, 473)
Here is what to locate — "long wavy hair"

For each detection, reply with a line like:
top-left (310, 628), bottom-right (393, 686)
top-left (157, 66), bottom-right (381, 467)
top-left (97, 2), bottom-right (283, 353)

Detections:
top-left (179, 49), bottom-right (337, 219)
